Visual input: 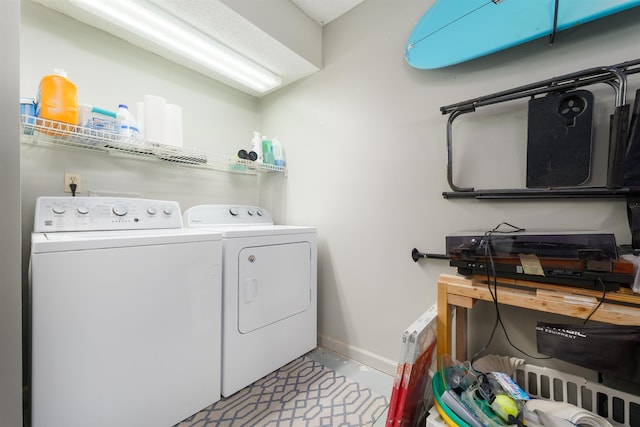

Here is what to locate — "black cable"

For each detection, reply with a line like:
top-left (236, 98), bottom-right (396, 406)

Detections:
top-left (69, 182), bottom-right (77, 197)
top-left (471, 223), bottom-right (523, 367)
top-left (471, 223), bottom-right (552, 372)
top-left (470, 310), bottom-right (500, 369)
top-left (549, 0), bottom-right (560, 44)
top-left (583, 277), bottom-right (607, 324)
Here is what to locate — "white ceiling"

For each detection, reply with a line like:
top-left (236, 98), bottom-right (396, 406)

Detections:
top-left (290, 0), bottom-right (366, 26)
top-left (29, 0), bottom-right (367, 96)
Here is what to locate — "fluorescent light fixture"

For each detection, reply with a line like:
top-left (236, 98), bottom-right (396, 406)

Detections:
top-left (69, 0), bottom-right (282, 94)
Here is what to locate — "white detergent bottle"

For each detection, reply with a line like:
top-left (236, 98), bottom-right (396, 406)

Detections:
top-left (117, 104), bottom-right (140, 140)
top-left (271, 137), bottom-right (285, 167)
top-left (251, 131), bottom-right (263, 163)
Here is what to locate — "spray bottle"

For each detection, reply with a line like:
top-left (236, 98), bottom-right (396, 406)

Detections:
top-left (251, 131), bottom-right (263, 163)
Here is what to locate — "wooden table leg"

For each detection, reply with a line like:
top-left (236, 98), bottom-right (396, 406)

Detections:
top-left (437, 280), bottom-right (451, 368)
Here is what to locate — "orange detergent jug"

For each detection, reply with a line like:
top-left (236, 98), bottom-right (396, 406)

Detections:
top-left (36, 69), bottom-right (78, 134)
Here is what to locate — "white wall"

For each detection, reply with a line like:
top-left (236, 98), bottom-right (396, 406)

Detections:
top-left (1, 0), bottom-right (24, 425)
top-left (19, 1), bottom-right (284, 277)
top-left (260, 0), bottom-right (640, 375)
top-left (16, 2), bottom-right (640, 417)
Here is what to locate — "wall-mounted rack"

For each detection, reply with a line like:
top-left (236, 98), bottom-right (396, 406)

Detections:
top-left (439, 58), bottom-right (640, 249)
top-left (440, 57), bottom-right (640, 199)
top-left (20, 115), bottom-right (286, 176)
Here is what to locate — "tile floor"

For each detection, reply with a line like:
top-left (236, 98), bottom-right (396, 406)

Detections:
top-left (306, 347), bottom-right (394, 427)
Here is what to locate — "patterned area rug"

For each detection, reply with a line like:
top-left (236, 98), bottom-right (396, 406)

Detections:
top-left (175, 356), bottom-right (388, 426)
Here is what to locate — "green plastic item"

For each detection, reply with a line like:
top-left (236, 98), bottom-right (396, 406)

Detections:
top-left (262, 138), bottom-right (274, 165)
top-left (433, 370), bottom-right (471, 427)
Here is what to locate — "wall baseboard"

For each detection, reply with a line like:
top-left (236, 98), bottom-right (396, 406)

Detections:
top-left (318, 333), bottom-right (396, 376)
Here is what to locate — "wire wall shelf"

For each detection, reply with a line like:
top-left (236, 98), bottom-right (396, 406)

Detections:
top-left (20, 115), bottom-right (286, 175)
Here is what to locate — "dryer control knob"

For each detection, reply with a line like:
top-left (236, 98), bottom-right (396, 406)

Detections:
top-left (112, 205), bottom-right (128, 217)
top-left (229, 207), bottom-right (240, 216)
top-left (52, 205), bottom-right (66, 215)
top-left (256, 208), bottom-right (263, 216)
top-left (247, 208), bottom-right (255, 216)
top-left (147, 206), bottom-right (158, 216)
top-left (163, 206), bottom-right (174, 216)
top-left (76, 206), bottom-right (89, 215)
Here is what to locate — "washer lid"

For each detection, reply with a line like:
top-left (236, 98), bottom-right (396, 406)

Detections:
top-left (31, 228), bottom-right (222, 253)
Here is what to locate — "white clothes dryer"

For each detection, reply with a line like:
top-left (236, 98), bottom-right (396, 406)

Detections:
top-left (183, 205), bottom-right (317, 397)
top-left (29, 197), bottom-right (222, 427)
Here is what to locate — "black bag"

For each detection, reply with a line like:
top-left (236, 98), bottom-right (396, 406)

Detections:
top-left (624, 89), bottom-right (640, 187)
top-left (536, 322), bottom-right (640, 383)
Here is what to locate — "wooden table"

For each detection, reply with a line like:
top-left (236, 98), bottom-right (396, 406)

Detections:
top-left (436, 273), bottom-right (640, 365)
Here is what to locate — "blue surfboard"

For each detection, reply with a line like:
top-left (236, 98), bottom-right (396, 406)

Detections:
top-left (405, 0), bottom-right (640, 70)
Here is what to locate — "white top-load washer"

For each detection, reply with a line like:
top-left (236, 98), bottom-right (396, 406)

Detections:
top-left (183, 205), bottom-right (317, 397)
top-left (29, 197), bottom-right (222, 427)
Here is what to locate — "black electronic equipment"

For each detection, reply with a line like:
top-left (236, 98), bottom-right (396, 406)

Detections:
top-left (446, 230), bottom-right (633, 291)
top-left (447, 230), bottom-right (619, 260)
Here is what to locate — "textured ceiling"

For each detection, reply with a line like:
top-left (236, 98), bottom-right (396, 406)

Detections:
top-left (29, 0), bottom-right (366, 95)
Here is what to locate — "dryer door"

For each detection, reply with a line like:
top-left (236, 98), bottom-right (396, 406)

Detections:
top-left (238, 242), bottom-right (311, 333)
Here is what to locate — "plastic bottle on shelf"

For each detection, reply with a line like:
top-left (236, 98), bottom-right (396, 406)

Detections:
top-left (231, 151), bottom-right (248, 171)
top-left (271, 137), bottom-right (285, 167)
top-left (251, 131), bottom-right (263, 163)
top-left (116, 104), bottom-right (140, 140)
top-left (35, 68), bottom-right (78, 131)
top-left (262, 136), bottom-right (274, 165)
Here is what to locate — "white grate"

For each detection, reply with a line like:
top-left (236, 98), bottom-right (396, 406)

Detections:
top-left (515, 364), bottom-right (640, 427)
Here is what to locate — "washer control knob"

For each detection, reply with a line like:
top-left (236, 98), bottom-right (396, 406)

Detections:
top-left (76, 206), bottom-right (90, 215)
top-left (256, 208), bottom-right (263, 216)
top-left (229, 207), bottom-right (240, 216)
top-left (52, 205), bottom-right (66, 215)
top-left (247, 208), bottom-right (255, 216)
top-left (147, 206), bottom-right (158, 216)
top-left (112, 205), bottom-right (128, 217)
top-left (163, 206), bottom-right (174, 216)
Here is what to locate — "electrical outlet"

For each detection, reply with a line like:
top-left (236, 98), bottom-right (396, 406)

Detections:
top-left (64, 172), bottom-right (81, 194)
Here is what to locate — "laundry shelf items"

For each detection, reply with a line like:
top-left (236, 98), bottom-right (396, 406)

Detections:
top-left (20, 115), bottom-right (286, 175)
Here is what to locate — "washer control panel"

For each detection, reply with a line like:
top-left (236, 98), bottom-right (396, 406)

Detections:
top-left (34, 196), bottom-right (183, 232)
top-left (184, 204), bottom-right (273, 226)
